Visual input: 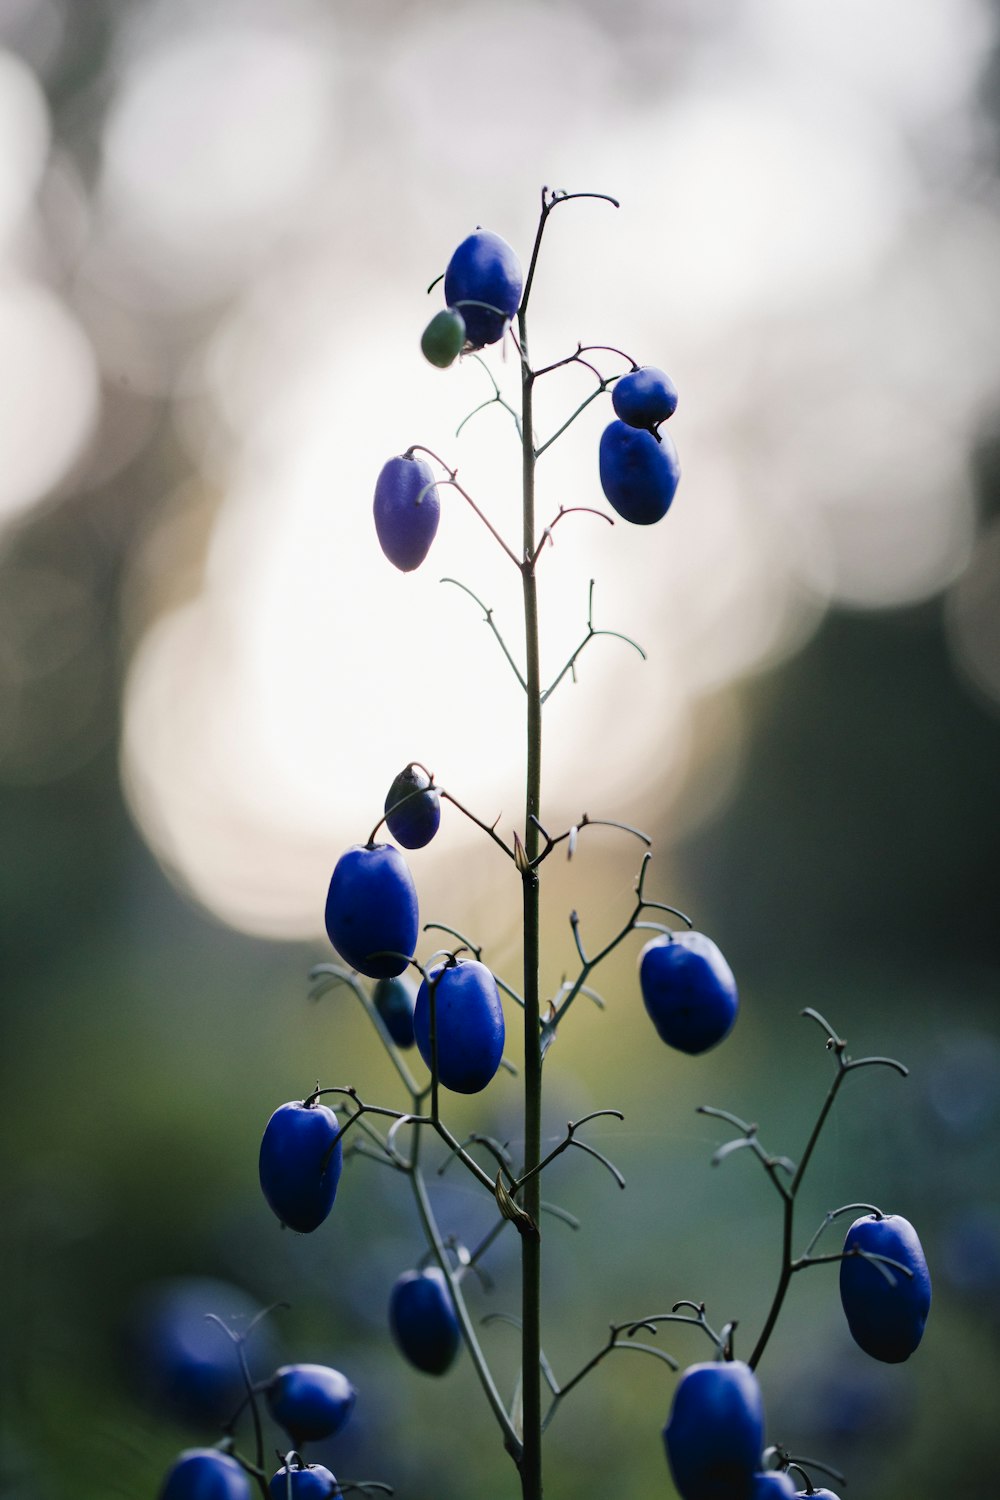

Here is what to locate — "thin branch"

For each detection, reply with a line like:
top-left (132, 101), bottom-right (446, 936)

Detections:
top-left (440, 578), bottom-right (527, 692)
top-left (540, 580), bottom-right (645, 705)
top-left (512, 1110), bottom-right (624, 1194)
top-left (408, 446), bottom-right (520, 566)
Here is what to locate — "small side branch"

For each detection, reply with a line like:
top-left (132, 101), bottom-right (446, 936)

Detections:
top-left (696, 1106), bottom-right (796, 1201)
top-left (530, 810), bottom-right (651, 870)
top-left (512, 1110), bottom-right (625, 1195)
top-left (441, 577), bottom-right (527, 692)
top-left (456, 353), bottom-right (523, 441)
top-left (408, 445), bottom-right (520, 567)
top-left (540, 1318), bottom-right (678, 1434)
top-left (543, 850), bottom-right (691, 1043)
top-left (540, 580), bottom-right (645, 705)
top-left (747, 1013), bottom-right (910, 1371)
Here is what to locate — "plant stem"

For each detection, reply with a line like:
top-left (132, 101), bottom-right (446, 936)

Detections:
top-left (518, 299), bottom-right (544, 1500)
top-left (409, 1122), bottom-right (520, 1453)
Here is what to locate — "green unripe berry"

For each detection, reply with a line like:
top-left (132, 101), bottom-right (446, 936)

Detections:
top-left (421, 308), bottom-right (466, 368)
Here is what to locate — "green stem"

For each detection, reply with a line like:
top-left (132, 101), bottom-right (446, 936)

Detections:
top-left (409, 1122), bottom-right (521, 1455)
top-left (519, 300), bottom-right (544, 1500)
top-left (747, 1062), bottom-right (849, 1370)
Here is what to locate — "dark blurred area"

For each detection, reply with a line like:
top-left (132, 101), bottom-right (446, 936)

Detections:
top-left (2, 4), bottom-right (999, 1500)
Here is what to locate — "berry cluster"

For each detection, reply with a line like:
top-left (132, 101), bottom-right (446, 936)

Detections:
top-left (155, 191), bottom-right (930, 1500)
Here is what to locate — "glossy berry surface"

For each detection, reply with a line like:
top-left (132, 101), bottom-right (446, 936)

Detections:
top-left (663, 1360), bottom-right (765, 1500)
top-left (269, 1463), bottom-right (339, 1499)
top-left (793, 1492), bottom-right (841, 1500)
top-left (266, 1363), bottom-right (356, 1444)
top-left (751, 1473), bottom-right (798, 1499)
top-left (612, 366), bottom-right (678, 429)
top-left (389, 1266), bottom-right (460, 1375)
top-left (421, 307), bottom-right (466, 368)
top-left (324, 843), bottom-right (419, 979)
top-left (259, 1100), bottom-right (342, 1233)
top-left (372, 974), bottom-right (417, 1048)
top-left (598, 420), bottom-right (680, 525)
top-left (443, 229), bottom-right (522, 348)
top-left (373, 453), bottom-right (440, 572)
top-left (384, 764), bottom-right (441, 849)
top-left (638, 932), bottom-right (738, 1054)
top-left (159, 1448), bottom-right (250, 1500)
top-left (413, 959), bottom-right (505, 1093)
top-left (840, 1213), bottom-right (931, 1362)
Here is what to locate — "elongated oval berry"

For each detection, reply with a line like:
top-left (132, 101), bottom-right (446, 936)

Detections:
top-left (324, 843), bottom-right (419, 979)
top-left (384, 764), bottom-right (441, 850)
top-left (612, 365), bottom-right (678, 429)
top-left (413, 959), bottom-right (505, 1093)
top-left (638, 932), bottom-right (738, 1055)
top-left (160, 1449), bottom-right (251, 1500)
top-left (267, 1364), bottom-right (356, 1444)
top-left (372, 975), bottom-right (417, 1049)
top-left (269, 1463), bottom-right (339, 1499)
top-left (373, 454), bottom-right (440, 572)
top-left (443, 229), bottom-right (522, 349)
top-left (663, 1360), bottom-right (765, 1500)
top-left (599, 420), bottom-right (680, 525)
top-left (389, 1267), bottom-right (460, 1375)
top-left (421, 307), bottom-right (466, 368)
top-left (259, 1100), bottom-right (342, 1233)
top-left (839, 1213), bottom-right (931, 1362)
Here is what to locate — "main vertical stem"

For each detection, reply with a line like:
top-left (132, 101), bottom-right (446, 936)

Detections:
top-left (519, 307), bottom-right (543, 1500)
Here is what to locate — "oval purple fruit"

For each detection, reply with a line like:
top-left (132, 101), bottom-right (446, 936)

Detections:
top-left (598, 419), bottom-right (680, 525)
top-left (266, 1363), bottom-right (356, 1444)
top-left (612, 365), bottom-right (678, 429)
top-left (159, 1449), bottom-right (251, 1500)
top-left (269, 1461), bottom-right (339, 1499)
top-left (638, 932), bottom-right (738, 1055)
top-left (443, 229), bottom-right (522, 349)
top-left (259, 1099), bottom-right (342, 1233)
top-left (413, 959), bottom-right (505, 1094)
top-left (373, 453), bottom-right (440, 572)
top-left (384, 764), bottom-right (441, 850)
top-left (663, 1360), bottom-right (765, 1500)
top-left (389, 1266), bottom-right (460, 1375)
top-left (839, 1213), bottom-right (931, 1363)
top-left (324, 843), bottom-right (419, 979)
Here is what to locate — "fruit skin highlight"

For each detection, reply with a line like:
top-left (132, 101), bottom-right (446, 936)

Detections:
top-left (373, 453), bottom-right (440, 572)
top-left (324, 843), bottom-right (419, 979)
top-left (598, 419), bottom-right (680, 525)
top-left (443, 229), bottom-right (523, 349)
top-left (839, 1213), bottom-right (931, 1362)
top-left (638, 931), bottom-right (739, 1055)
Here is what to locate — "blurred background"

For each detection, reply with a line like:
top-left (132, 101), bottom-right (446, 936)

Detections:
top-left (1, 0), bottom-right (998, 1496)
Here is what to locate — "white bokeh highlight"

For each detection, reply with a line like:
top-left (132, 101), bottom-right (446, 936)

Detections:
top-left (77, 0), bottom-right (1000, 934)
